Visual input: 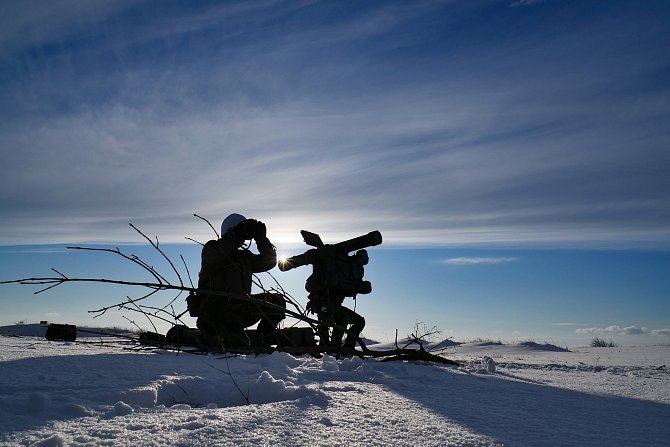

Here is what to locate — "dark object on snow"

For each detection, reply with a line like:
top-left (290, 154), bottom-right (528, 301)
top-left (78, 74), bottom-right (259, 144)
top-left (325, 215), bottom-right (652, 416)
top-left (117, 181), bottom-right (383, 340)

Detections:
top-left (275, 326), bottom-right (316, 347)
top-left (166, 325), bottom-right (203, 347)
top-left (162, 325), bottom-right (316, 352)
top-left (279, 230), bottom-right (382, 348)
top-left (248, 326), bottom-right (316, 348)
top-left (158, 325), bottom-right (459, 365)
top-left (139, 331), bottom-right (166, 345)
top-left (45, 323), bottom-right (77, 342)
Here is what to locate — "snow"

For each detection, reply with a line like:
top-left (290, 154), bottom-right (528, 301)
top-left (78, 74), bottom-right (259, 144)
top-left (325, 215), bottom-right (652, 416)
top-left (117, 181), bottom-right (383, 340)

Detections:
top-left (1, 328), bottom-right (669, 446)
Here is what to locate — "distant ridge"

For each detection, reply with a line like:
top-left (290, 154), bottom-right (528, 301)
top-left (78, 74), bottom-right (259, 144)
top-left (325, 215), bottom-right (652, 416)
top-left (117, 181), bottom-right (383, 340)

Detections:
top-left (0, 323), bottom-right (47, 337)
top-left (518, 341), bottom-right (570, 352)
top-left (0, 323), bottom-right (135, 338)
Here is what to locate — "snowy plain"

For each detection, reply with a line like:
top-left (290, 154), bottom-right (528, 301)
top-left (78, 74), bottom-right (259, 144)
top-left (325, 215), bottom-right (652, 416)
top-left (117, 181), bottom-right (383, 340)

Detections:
top-left (1, 325), bottom-right (669, 447)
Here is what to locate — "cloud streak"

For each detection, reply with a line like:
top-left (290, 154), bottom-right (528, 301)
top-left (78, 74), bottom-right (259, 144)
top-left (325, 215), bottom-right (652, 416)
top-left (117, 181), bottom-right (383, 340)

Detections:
top-left (575, 325), bottom-right (659, 336)
top-left (443, 257), bottom-right (517, 265)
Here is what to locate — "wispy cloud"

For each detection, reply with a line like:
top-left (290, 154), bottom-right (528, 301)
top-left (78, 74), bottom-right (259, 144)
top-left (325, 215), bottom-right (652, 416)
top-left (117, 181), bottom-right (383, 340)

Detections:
top-left (443, 257), bottom-right (517, 265)
top-left (651, 329), bottom-right (670, 337)
top-left (1, 1), bottom-right (669, 247)
top-left (0, 247), bottom-right (71, 254)
top-left (575, 325), bottom-right (649, 336)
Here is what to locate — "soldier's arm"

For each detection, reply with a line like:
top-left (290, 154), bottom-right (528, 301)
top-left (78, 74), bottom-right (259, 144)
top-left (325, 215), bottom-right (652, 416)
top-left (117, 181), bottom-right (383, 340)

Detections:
top-left (252, 235), bottom-right (277, 273)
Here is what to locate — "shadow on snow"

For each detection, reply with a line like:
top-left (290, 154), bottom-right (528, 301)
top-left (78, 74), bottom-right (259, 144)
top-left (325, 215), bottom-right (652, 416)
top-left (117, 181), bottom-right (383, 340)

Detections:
top-left (379, 362), bottom-right (670, 447)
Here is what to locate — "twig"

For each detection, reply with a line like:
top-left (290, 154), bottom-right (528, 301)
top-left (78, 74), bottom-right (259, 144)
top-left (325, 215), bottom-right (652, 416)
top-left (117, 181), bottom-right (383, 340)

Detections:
top-left (205, 358), bottom-right (250, 405)
top-left (129, 223), bottom-right (184, 287)
top-left (266, 271), bottom-right (305, 315)
top-left (181, 255), bottom-right (194, 288)
top-left (122, 315), bottom-right (144, 334)
top-left (127, 297), bottom-right (159, 333)
top-left (67, 246), bottom-right (166, 285)
top-left (401, 321), bottom-right (442, 351)
top-left (194, 214), bottom-right (219, 239)
top-left (138, 303), bottom-right (186, 327)
top-left (185, 237), bottom-right (205, 246)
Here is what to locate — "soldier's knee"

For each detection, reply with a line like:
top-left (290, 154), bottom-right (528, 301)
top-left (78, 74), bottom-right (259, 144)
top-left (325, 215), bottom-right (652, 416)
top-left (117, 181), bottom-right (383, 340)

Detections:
top-left (353, 314), bottom-right (365, 331)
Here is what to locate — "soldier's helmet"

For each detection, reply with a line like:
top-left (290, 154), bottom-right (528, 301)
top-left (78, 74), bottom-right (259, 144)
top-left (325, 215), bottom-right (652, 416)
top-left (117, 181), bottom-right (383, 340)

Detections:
top-left (221, 213), bottom-right (246, 236)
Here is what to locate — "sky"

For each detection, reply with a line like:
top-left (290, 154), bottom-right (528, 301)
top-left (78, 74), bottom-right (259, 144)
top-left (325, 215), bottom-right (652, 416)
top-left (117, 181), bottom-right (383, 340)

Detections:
top-left (1, 0), bottom-right (669, 347)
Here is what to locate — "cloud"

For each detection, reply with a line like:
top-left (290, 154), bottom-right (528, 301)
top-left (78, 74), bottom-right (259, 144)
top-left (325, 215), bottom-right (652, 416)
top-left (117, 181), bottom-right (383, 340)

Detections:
top-left (443, 257), bottom-right (517, 265)
top-left (576, 325), bottom-right (649, 336)
top-left (621, 326), bottom-right (646, 335)
top-left (0, 247), bottom-right (71, 254)
top-left (575, 326), bottom-right (617, 334)
top-left (0, 1), bottom-right (133, 56)
top-left (651, 329), bottom-right (670, 337)
top-left (1, 1), bottom-right (670, 247)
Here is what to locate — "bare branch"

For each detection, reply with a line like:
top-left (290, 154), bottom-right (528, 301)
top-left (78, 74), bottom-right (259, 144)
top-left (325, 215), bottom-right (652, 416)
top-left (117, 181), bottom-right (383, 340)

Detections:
top-left (129, 253), bottom-right (170, 284)
top-left (123, 315), bottom-right (144, 334)
top-left (185, 237), bottom-right (205, 246)
top-left (35, 281), bottom-right (64, 295)
top-left (206, 358), bottom-right (249, 405)
top-left (265, 270), bottom-right (305, 315)
top-left (67, 246), bottom-right (165, 285)
top-left (129, 223), bottom-right (184, 287)
top-left (126, 296), bottom-right (159, 333)
top-left (51, 268), bottom-right (67, 279)
top-left (181, 255), bottom-right (194, 288)
top-left (133, 304), bottom-right (184, 327)
top-left (402, 322), bottom-right (442, 350)
top-left (3, 273), bottom-right (322, 328)
top-left (194, 214), bottom-right (219, 239)
top-left (159, 290), bottom-right (184, 313)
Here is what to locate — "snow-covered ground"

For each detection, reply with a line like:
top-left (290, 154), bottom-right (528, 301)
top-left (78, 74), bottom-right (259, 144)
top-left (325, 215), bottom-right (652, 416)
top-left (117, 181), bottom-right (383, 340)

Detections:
top-left (1, 326), bottom-right (669, 446)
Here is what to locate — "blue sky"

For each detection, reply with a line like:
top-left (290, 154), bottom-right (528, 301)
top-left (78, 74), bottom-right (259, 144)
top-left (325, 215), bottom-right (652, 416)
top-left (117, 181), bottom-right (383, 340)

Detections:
top-left (1, 0), bottom-right (669, 346)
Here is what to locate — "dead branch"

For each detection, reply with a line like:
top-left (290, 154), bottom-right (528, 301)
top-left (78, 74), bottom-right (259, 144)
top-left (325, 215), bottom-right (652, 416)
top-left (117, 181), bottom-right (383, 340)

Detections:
top-left (126, 297), bottom-right (159, 333)
top-left (402, 321), bottom-right (442, 351)
top-left (129, 223), bottom-right (184, 287)
top-left (206, 358), bottom-right (250, 405)
top-left (194, 213), bottom-right (219, 239)
top-left (2, 274), bottom-right (325, 329)
top-left (66, 246), bottom-right (168, 285)
top-left (181, 255), bottom-right (194, 288)
top-left (123, 315), bottom-right (145, 334)
top-left (185, 237), bottom-right (205, 246)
